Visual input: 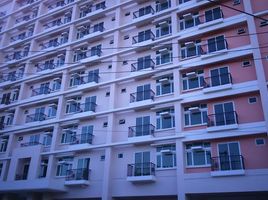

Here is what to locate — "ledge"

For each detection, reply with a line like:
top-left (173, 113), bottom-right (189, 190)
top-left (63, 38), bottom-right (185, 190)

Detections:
top-left (211, 169), bottom-right (245, 177)
top-left (127, 175), bottom-right (156, 182)
top-left (203, 83), bottom-right (232, 93)
top-left (207, 124), bottom-right (239, 132)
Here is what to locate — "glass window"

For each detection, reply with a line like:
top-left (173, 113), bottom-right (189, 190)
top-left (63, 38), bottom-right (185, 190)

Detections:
top-left (156, 144), bottom-right (176, 168)
top-left (205, 7), bottom-right (222, 22)
top-left (156, 75), bottom-right (174, 96)
top-left (182, 70), bottom-right (204, 90)
top-left (156, 0), bottom-right (171, 12)
top-left (47, 105), bottom-right (57, 118)
top-left (156, 19), bottom-right (172, 38)
top-left (56, 157), bottom-right (73, 176)
top-left (186, 142), bottom-right (211, 166)
top-left (0, 137), bottom-right (8, 152)
top-left (156, 47), bottom-right (173, 65)
top-left (180, 40), bottom-right (202, 59)
top-left (61, 126), bottom-right (77, 144)
top-left (156, 108), bottom-right (175, 129)
top-left (0, 162), bottom-right (3, 177)
top-left (184, 104), bottom-right (207, 126)
top-left (179, 13), bottom-right (200, 30)
top-left (207, 35), bottom-right (226, 53)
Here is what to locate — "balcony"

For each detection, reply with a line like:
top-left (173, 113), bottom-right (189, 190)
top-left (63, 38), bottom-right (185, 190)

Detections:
top-left (203, 73), bottom-right (233, 93)
top-left (80, 49), bottom-right (102, 63)
top-left (40, 39), bottom-right (67, 50)
top-left (200, 38), bottom-right (228, 59)
top-left (131, 59), bottom-right (155, 72)
top-left (5, 51), bottom-right (29, 62)
top-left (66, 102), bottom-right (97, 114)
top-left (44, 20), bottom-right (63, 30)
top-left (77, 25), bottom-right (104, 40)
top-left (35, 63), bottom-right (62, 72)
top-left (65, 168), bottom-right (90, 186)
top-left (198, 9), bottom-right (224, 29)
top-left (68, 133), bottom-right (93, 150)
top-left (127, 162), bottom-right (156, 182)
top-left (25, 113), bottom-right (49, 123)
top-left (128, 124), bottom-right (155, 142)
top-left (15, 174), bottom-right (28, 180)
top-left (180, 42), bottom-right (202, 60)
top-left (19, 0), bottom-right (36, 7)
top-left (211, 155), bottom-right (245, 176)
top-left (0, 73), bottom-right (23, 83)
top-left (47, 0), bottom-right (74, 12)
top-left (133, 6), bottom-right (155, 25)
top-left (31, 87), bottom-right (51, 97)
top-left (207, 111), bottom-right (238, 132)
top-left (20, 141), bottom-right (42, 147)
top-left (132, 31), bottom-right (155, 46)
top-left (130, 90), bottom-right (155, 105)
top-left (73, 73), bottom-right (99, 87)
top-left (15, 15), bottom-right (31, 24)
top-left (10, 33), bottom-right (32, 44)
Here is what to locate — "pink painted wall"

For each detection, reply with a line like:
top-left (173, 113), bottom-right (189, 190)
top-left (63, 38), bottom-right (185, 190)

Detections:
top-left (251, 0), bottom-right (268, 13)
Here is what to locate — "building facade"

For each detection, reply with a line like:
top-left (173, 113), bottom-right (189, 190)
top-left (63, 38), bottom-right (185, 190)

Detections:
top-left (0, 0), bottom-right (268, 199)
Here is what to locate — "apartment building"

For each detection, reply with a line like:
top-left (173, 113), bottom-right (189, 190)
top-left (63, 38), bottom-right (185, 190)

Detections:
top-left (0, 0), bottom-right (268, 199)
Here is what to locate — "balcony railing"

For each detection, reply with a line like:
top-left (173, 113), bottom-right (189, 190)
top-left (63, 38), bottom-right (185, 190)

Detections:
top-left (0, 74), bottom-right (23, 83)
top-left (35, 63), bottom-right (62, 72)
top-left (25, 113), bottom-right (48, 123)
top-left (5, 52), bottom-right (29, 62)
top-left (181, 43), bottom-right (202, 59)
top-left (156, 0), bottom-right (171, 12)
top-left (127, 162), bottom-right (156, 177)
top-left (80, 73), bottom-right (100, 84)
top-left (31, 86), bottom-right (51, 96)
top-left (15, 173), bottom-right (28, 180)
top-left (131, 59), bottom-right (155, 72)
top-left (40, 39), bottom-right (67, 50)
top-left (199, 9), bottom-right (224, 24)
top-left (86, 48), bottom-right (102, 58)
top-left (66, 168), bottom-right (90, 181)
top-left (0, 122), bottom-right (5, 130)
top-left (133, 6), bottom-right (155, 19)
top-left (207, 111), bottom-right (238, 127)
top-left (19, 0), bottom-right (36, 7)
top-left (130, 90), bottom-right (155, 103)
top-left (79, 102), bottom-right (97, 112)
top-left (15, 15), bottom-right (31, 24)
top-left (20, 141), bottom-right (42, 147)
top-left (201, 39), bottom-right (228, 55)
top-left (203, 73), bottom-right (232, 88)
top-left (70, 133), bottom-right (93, 145)
top-left (132, 31), bottom-right (155, 44)
top-left (128, 124), bottom-right (155, 138)
top-left (211, 155), bottom-right (245, 171)
top-left (77, 25), bottom-right (105, 39)
top-left (44, 20), bottom-right (63, 29)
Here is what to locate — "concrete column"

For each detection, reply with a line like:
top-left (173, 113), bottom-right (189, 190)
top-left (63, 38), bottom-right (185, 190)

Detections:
top-left (45, 155), bottom-right (56, 179)
top-left (176, 139), bottom-right (186, 200)
top-left (55, 95), bottom-right (64, 120)
top-left (243, 0), bottom-right (268, 132)
top-left (50, 123), bottom-right (60, 152)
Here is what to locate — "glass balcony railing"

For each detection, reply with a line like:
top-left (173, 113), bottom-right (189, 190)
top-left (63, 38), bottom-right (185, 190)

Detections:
top-left (128, 124), bottom-right (155, 137)
top-left (66, 168), bottom-right (90, 181)
top-left (25, 113), bottom-right (49, 123)
top-left (20, 141), bottom-right (42, 147)
top-left (127, 162), bottom-right (156, 177)
top-left (211, 155), bottom-right (245, 171)
top-left (130, 90), bottom-right (155, 103)
top-left (133, 6), bottom-right (155, 19)
top-left (131, 59), bottom-right (155, 72)
top-left (70, 133), bottom-right (93, 145)
top-left (31, 87), bottom-right (51, 96)
top-left (207, 111), bottom-right (238, 127)
top-left (77, 25), bottom-right (105, 39)
top-left (132, 31), bottom-right (155, 44)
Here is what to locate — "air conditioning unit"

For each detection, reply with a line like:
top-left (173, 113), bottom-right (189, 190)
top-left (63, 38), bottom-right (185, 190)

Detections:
top-left (41, 161), bottom-right (48, 166)
top-left (57, 53), bottom-right (65, 57)
top-left (183, 13), bottom-right (193, 20)
top-left (185, 41), bottom-right (195, 48)
top-left (186, 71), bottom-right (197, 78)
top-left (159, 78), bottom-right (169, 83)
top-left (158, 48), bottom-right (168, 53)
top-left (65, 11), bottom-right (72, 15)
top-left (66, 99), bottom-right (76, 102)
top-left (159, 111), bottom-right (170, 117)
top-left (191, 146), bottom-right (203, 150)
top-left (189, 107), bottom-right (200, 113)
top-left (48, 103), bottom-right (57, 107)
top-left (61, 31), bottom-right (68, 35)
top-left (78, 25), bottom-right (87, 30)
top-left (44, 131), bottom-right (52, 135)
top-left (158, 21), bottom-right (168, 26)
top-left (80, 5), bottom-right (87, 10)
top-left (58, 160), bottom-right (70, 165)
top-left (160, 149), bottom-right (172, 154)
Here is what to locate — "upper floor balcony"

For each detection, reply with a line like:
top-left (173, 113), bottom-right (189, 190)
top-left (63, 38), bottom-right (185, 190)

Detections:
top-left (9, 25), bottom-right (34, 45)
top-left (130, 89), bottom-right (155, 103)
top-left (127, 162), bottom-right (156, 182)
top-left (17, 0), bottom-right (37, 8)
top-left (76, 23), bottom-right (104, 40)
top-left (69, 70), bottom-right (99, 87)
top-left (133, 5), bottom-right (155, 24)
top-left (73, 47), bottom-right (102, 63)
top-left (131, 59), bottom-right (155, 72)
top-left (4, 47), bottom-right (30, 63)
top-left (79, 1), bottom-right (106, 19)
top-left (65, 99), bottom-right (97, 115)
top-left (128, 124), bottom-right (155, 139)
top-left (35, 53), bottom-right (65, 72)
top-left (25, 113), bottom-right (49, 123)
top-left (70, 133), bottom-right (93, 145)
top-left (211, 155), bottom-right (245, 176)
top-left (203, 72), bottom-right (233, 93)
top-left (46, 0), bottom-right (74, 13)
top-left (14, 7), bottom-right (38, 25)
top-left (39, 33), bottom-right (69, 50)
top-left (0, 89), bottom-right (19, 106)
top-left (132, 30), bottom-right (155, 45)
top-left (42, 10), bottom-right (72, 32)
top-left (156, 0), bottom-right (171, 12)
top-left (207, 111), bottom-right (238, 132)
top-left (31, 86), bottom-right (51, 97)
top-left (65, 168), bottom-right (90, 186)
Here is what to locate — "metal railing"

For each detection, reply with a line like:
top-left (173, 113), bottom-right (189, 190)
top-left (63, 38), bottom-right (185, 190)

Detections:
top-left (156, 0), bottom-right (171, 12)
top-left (85, 48), bottom-right (102, 58)
top-left (40, 40), bottom-right (66, 50)
top-left (207, 111), bottom-right (238, 127)
top-left (77, 25), bottom-right (105, 39)
top-left (201, 39), bottom-right (228, 55)
top-left (35, 63), bottom-right (60, 72)
top-left (203, 73), bottom-right (232, 88)
top-left (20, 141), bottom-right (42, 147)
top-left (19, 0), bottom-right (36, 7)
top-left (0, 74), bottom-right (23, 83)
top-left (79, 102), bottom-right (97, 112)
top-left (15, 15), bottom-right (31, 24)
top-left (128, 124), bottom-right (155, 137)
top-left (31, 86), bottom-right (51, 96)
top-left (130, 89), bottom-right (155, 103)
top-left (211, 155), bottom-right (245, 171)
top-left (131, 59), bottom-right (155, 72)
top-left (133, 5), bottom-right (155, 19)
top-left (0, 122), bottom-right (5, 130)
top-left (127, 162), bottom-right (156, 177)
top-left (132, 31), bottom-right (155, 44)
top-left (44, 20), bottom-right (63, 29)
top-left (0, 98), bottom-right (11, 105)
top-left (70, 133), bottom-right (93, 145)
top-left (5, 52), bottom-right (29, 62)
top-left (25, 113), bottom-right (48, 123)
top-left (66, 168), bottom-right (90, 181)
top-left (199, 9), bottom-right (224, 24)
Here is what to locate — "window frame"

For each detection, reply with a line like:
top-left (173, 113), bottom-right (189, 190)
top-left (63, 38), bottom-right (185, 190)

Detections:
top-left (185, 142), bottom-right (211, 167)
top-left (156, 144), bottom-right (176, 169)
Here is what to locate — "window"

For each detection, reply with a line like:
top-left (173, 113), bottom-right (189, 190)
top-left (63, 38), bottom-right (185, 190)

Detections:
top-left (156, 144), bottom-right (176, 168)
top-left (205, 7), bottom-right (222, 22)
top-left (181, 40), bottom-right (202, 59)
top-left (39, 159), bottom-right (48, 178)
top-left (134, 55), bottom-right (152, 71)
top-left (179, 12), bottom-right (200, 30)
top-left (43, 134), bottom-right (52, 147)
top-left (186, 142), bottom-right (211, 166)
top-left (255, 138), bottom-right (265, 146)
top-left (156, 75), bottom-right (174, 96)
top-left (81, 125), bottom-right (93, 144)
top-left (100, 155), bottom-right (105, 161)
top-left (182, 70), bottom-right (204, 90)
top-left (207, 35), bottom-right (226, 53)
top-left (233, 0), bottom-right (240, 5)
top-left (118, 153), bottom-right (123, 158)
top-left (47, 105), bottom-right (57, 118)
top-left (52, 78), bottom-right (61, 91)
top-left (87, 69), bottom-right (99, 83)
top-left (95, 1), bottom-right (105, 10)
top-left (56, 157), bottom-right (73, 176)
top-left (69, 71), bottom-right (85, 87)
top-left (0, 137), bottom-right (8, 152)
top-left (209, 67), bottom-right (231, 87)
top-left (179, 0), bottom-right (191, 4)
top-left (90, 44), bottom-right (101, 57)
top-left (0, 162), bottom-right (3, 177)
top-left (184, 104), bottom-right (207, 126)
top-left (135, 30), bottom-right (154, 43)
top-left (242, 60), bottom-right (251, 67)
top-left (66, 99), bottom-right (81, 113)
top-left (156, 0), bottom-right (171, 12)
top-left (156, 108), bottom-right (175, 129)
top-left (213, 102), bottom-right (236, 126)
top-left (73, 47), bottom-right (87, 62)
top-left (248, 97), bottom-right (257, 104)
top-left (156, 19), bottom-right (172, 38)
top-left (61, 126), bottom-right (77, 144)
top-left (103, 122), bottom-right (108, 127)
top-left (156, 46), bottom-right (173, 65)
